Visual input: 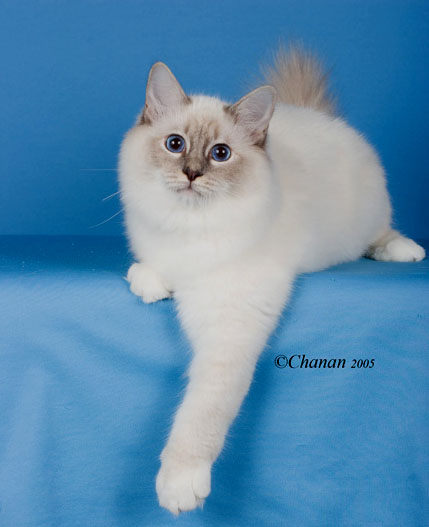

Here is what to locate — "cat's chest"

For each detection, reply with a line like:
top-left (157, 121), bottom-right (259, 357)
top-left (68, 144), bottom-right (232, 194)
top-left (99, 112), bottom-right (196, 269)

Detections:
top-left (134, 223), bottom-right (253, 285)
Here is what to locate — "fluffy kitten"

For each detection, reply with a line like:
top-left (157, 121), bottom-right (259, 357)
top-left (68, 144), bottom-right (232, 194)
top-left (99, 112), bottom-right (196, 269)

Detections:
top-left (119, 48), bottom-right (425, 514)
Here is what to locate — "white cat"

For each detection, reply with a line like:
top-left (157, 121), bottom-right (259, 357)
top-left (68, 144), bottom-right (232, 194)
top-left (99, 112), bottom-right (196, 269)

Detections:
top-left (118, 48), bottom-right (425, 514)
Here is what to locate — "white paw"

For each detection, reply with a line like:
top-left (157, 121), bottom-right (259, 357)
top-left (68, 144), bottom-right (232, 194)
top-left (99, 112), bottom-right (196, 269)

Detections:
top-left (126, 263), bottom-right (171, 303)
top-left (372, 237), bottom-right (425, 262)
top-left (156, 449), bottom-right (212, 515)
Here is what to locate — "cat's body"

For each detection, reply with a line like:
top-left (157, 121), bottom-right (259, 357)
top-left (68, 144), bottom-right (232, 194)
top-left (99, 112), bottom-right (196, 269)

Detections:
top-left (119, 49), bottom-right (425, 514)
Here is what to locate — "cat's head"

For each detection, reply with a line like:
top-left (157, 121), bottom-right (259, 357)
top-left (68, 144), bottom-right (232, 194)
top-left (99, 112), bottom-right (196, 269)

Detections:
top-left (120, 63), bottom-right (276, 205)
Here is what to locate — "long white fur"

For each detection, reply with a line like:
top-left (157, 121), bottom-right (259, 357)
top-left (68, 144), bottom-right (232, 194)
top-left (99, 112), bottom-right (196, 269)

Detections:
top-left (119, 52), bottom-right (425, 515)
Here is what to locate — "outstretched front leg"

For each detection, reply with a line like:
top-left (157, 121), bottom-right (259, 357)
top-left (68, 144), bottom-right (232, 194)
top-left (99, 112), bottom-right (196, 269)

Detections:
top-left (156, 259), bottom-right (293, 514)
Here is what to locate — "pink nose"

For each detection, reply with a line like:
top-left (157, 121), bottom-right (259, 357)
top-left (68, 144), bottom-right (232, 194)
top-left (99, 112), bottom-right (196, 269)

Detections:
top-left (183, 167), bottom-right (203, 182)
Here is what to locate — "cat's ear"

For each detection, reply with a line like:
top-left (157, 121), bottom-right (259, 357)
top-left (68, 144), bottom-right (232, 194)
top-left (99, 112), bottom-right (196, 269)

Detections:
top-left (229, 86), bottom-right (276, 145)
top-left (141, 62), bottom-right (189, 124)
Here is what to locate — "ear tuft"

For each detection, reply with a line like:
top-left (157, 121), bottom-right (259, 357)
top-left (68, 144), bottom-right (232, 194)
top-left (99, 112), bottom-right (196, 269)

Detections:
top-left (229, 86), bottom-right (276, 145)
top-left (141, 62), bottom-right (189, 124)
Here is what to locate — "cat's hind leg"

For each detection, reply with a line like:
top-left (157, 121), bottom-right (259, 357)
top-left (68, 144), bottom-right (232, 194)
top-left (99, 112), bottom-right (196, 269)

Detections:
top-left (126, 262), bottom-right (171, 303)
top-left (366, 229), bottom-right (425, 262)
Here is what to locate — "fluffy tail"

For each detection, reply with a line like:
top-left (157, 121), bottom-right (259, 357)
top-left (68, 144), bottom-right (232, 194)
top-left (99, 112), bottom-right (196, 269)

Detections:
top-left (262, 45), bottom-right (336, 115)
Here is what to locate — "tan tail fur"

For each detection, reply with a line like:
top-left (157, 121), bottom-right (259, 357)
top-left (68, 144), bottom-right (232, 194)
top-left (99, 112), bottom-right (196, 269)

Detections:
top-left (262, 45), bottom-right (336, 115)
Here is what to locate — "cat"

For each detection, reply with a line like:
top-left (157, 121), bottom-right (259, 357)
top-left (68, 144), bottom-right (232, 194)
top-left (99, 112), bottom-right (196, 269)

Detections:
top-left (118, 47), bottom-right (425, 514)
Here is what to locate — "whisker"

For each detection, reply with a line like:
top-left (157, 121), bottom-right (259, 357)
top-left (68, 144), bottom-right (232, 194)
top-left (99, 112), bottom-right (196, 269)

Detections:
top-left (88, 209), bottom-right (124, 229)
top-left (102, 190), bottom-right (121, 201)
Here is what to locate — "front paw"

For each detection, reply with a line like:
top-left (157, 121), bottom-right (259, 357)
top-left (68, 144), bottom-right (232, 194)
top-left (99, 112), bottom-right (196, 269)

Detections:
top-left (126, 263), bottom-right (171, 303)
top-left (156, 448), bottom-right (212, 515)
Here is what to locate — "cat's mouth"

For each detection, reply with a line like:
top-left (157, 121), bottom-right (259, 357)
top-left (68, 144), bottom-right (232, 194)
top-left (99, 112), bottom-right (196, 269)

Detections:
top-left (176, 183), bottom-right (203, 196)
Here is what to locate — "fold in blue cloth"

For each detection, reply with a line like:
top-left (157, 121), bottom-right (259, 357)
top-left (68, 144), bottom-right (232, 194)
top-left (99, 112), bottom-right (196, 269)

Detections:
top-left (0, 236), bottom-right (428, 527)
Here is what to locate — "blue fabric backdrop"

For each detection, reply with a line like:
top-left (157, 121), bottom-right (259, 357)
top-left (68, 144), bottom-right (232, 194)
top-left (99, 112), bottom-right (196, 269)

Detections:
top-left (1, 0), bottom-right (428, 237)
top-left (0, 237), bottom-right (428, 526)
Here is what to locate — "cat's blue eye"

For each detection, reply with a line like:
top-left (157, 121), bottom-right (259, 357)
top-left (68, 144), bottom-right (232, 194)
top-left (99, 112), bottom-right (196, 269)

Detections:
top-left (165, 134), bottom-right (185, 153)
top-left (211, 144), bottom-right (231, 162)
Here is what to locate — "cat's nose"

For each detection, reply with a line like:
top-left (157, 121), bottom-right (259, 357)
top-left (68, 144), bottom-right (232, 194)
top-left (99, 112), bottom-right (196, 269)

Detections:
top-left (183, 167), bottom-right (203, 182)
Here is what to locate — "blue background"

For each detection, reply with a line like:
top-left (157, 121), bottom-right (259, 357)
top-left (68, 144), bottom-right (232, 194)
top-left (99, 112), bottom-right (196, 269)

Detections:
top-left (1, 0), bottom-right (428, 238)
